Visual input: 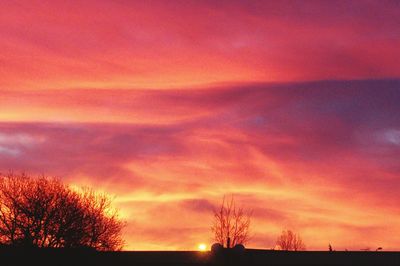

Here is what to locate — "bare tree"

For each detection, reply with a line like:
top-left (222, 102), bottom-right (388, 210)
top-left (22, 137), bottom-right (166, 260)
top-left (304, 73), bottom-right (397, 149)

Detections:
top-left (211, 196), bottom-right (251, 248)
top-left (276, 229), bottom-right (306, 251)
top-left (0, 173), bottom-right (124, 250)
top-left (79, 189), bottom-right (124, 251)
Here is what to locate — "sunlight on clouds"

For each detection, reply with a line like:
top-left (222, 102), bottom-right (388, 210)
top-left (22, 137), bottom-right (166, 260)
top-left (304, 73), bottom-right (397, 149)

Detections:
top-left (114, 192), bottom-right (197, 204)
top-left (0, 81), bottom-right (399, 250)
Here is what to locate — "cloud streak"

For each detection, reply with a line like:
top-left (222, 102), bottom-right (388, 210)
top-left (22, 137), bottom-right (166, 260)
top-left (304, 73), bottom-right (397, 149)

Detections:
top-left (1, 1), bottom-right (399, 90)
top-left (0, 79), bottom-right (399, 250)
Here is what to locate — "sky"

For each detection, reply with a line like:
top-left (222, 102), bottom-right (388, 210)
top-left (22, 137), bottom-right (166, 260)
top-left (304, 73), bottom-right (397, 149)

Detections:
top-left (0, 0), bottom-right (400, 251)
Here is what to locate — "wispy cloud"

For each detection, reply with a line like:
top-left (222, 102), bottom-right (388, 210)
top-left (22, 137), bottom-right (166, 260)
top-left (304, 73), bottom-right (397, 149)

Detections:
top-left (1, 1), bottom-right (399, 90)
top-left (0, 80), bottom-right (399, 250)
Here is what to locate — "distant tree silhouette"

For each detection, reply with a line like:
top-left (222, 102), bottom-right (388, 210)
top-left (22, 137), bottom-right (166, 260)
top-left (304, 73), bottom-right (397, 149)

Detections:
top-left (276, 230), bottom-right (306, 251)
top-left (211, 196), bottom-right (251, 248)
top-left (0, 173), bottom-right (124, 250)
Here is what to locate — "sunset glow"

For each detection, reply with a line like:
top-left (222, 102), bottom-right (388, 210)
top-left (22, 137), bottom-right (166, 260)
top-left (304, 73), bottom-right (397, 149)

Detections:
top-left (1, 0), bottom-right (400, 251)
top-left (198, 244), bottom-right (207, 252)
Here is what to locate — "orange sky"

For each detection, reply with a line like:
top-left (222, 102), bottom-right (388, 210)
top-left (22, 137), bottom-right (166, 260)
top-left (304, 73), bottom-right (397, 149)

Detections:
top-left (1, 0), bottom-right (400, 251)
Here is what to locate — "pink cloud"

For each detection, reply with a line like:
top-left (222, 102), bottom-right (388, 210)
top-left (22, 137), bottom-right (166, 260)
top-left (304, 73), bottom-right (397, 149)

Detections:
top-left (1, 1), bottom-right (399, 90)
top-left (0, 80), bottom-right (399, 250)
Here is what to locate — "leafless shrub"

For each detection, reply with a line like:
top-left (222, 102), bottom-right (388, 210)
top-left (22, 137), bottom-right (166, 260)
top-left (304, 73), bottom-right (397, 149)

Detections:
top-left (276, 229), bottom-right (306, 251)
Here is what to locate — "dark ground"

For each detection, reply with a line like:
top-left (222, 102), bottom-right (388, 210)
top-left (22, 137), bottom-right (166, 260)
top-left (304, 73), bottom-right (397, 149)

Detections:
top-left (0, 247), bottom-right (399, 266)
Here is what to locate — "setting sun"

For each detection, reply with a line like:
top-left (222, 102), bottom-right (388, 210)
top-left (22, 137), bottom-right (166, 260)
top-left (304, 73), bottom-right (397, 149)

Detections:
top-left (198, 244), bottom-right (207, 252)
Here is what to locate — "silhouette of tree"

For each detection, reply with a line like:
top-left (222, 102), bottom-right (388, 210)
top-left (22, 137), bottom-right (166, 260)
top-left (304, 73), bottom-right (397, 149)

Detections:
top-left (0, 173), bottom-right (124, 250)
top-left (276, 229), bottom-right (306, 251)
top-left (211, 196), bottom-right (251, 248)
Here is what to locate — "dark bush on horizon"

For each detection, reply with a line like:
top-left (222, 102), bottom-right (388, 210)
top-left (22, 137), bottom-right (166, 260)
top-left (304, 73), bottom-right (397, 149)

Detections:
top-left (276, 229), bottom-right (306, 251)
top-left (0, 173), bottom-right (124, 251)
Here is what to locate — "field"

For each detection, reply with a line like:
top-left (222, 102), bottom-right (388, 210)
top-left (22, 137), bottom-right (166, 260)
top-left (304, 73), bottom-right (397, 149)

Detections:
top-left (1, 248), bottom-right (399, 266)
